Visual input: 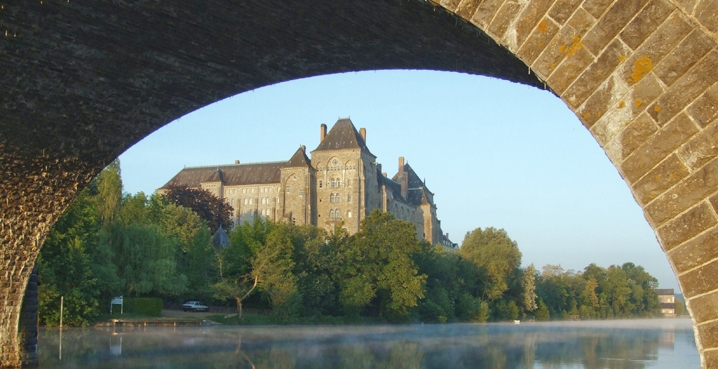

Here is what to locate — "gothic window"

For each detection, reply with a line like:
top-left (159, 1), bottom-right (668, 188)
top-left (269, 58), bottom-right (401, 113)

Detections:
top-left (336, 179), bottom-right (342, 187)
top-left (347, 210), bottom-right (352, 218)
top-left (329, 209), bottom-right (335, 219)
top-left (347, 179), bottom-right (352, 187)
top-left (249, 198), bottom-right (253, 205)
top-left (330, 178), bottom-right (336, 188)
top-left (286, 186), bottom-right (290, 193)
top-left (329, 193), bottom-right (334, 203)
top-left (347, 194), bottom-right (352, 203)
top-left (299, 189), bottom-right (304, 196)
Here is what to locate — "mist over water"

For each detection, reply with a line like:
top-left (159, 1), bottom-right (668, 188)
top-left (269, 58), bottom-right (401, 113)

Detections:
top-left (38, 318), bottom-right (699, 368)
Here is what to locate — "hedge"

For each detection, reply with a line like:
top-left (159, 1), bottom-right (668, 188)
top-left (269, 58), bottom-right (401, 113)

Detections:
top-left (124, 297), bottom-right (163, 316)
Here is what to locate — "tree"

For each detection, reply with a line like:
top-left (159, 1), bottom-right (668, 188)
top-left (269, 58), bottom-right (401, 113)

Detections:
top-left (339, 210), bottom-right (426, 320)
top-left (521, 264), bottom-right (538, 313)
top-left (38, 191), bottom-right (102, 326)
top-left (163, 186), bottom-right (234, 232)
top-left (459, 227), bottom-right (522, 301)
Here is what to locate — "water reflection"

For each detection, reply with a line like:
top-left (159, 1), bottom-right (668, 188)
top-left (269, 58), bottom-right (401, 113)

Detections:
top-left (39, 319), bottom-right (699, 369)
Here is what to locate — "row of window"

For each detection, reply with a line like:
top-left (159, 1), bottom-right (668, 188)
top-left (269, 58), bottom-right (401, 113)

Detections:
top-left (328, 209), bottom-right (352, 220)
top-left (227, 187), bottom-right (278, 195)
top-left (319, 178), bottom-right (353, 188)
top-left (329, 193), bottom-right (352, 203)
top-left (230, 197), bottom-right (280, 206)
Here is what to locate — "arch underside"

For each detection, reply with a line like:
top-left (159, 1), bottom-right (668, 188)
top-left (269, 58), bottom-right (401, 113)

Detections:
top-left (2, 0), bottom-right (718, 367)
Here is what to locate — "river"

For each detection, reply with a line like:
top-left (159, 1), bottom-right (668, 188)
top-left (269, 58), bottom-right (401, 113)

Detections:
top-left (37, 318), bottom-right (699, 368)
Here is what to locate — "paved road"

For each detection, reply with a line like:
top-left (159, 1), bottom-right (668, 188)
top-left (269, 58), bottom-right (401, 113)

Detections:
top-left (162, 309), bottom-right (224, 319)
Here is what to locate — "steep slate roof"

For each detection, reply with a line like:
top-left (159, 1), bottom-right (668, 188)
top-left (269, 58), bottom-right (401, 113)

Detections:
top-left (160, 161), bottom-right (285, 189)
top-left (390, 162), bottom-right (434, 207)
top-left (286, 147), bottom-right (312, 168)
top-left (313, 118), bottom-right (373, 156)
top-left (380, 175), bottom-right (406, 202)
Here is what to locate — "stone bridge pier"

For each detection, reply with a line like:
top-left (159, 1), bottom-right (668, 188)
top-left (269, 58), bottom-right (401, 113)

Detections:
top-left (2, 0), bottom-right (718, 367)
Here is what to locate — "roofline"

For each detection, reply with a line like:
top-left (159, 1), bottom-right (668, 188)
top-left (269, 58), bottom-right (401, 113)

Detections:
top-left (182, 160), bottom-right (288, 169)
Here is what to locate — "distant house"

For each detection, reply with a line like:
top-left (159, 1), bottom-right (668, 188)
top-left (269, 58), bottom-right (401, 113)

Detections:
top-left (656, 289), bottom-right (676, 317)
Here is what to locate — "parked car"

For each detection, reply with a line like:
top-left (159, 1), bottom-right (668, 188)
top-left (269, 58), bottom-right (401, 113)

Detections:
top-left (182, 301), bottom-right (209, 312)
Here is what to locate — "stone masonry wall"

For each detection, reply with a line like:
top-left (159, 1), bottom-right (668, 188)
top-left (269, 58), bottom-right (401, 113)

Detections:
top-left (431, 0), bottom-right (718, 367)
top-left (2, 0), bottom-right (718, 367)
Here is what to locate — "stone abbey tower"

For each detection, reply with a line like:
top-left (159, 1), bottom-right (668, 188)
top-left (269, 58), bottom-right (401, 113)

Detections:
top-left (160, 118), bottom-right (455, 247)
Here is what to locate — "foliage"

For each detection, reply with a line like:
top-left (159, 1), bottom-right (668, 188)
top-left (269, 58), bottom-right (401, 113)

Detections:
top-left (163, 186), bottom-right (234, 232)
top-left (38, 162), bottom-right (667, 326)
top-left (124, 297), bottom-right (163, 316)
top-left (459, 227), bottom-right (522, 301)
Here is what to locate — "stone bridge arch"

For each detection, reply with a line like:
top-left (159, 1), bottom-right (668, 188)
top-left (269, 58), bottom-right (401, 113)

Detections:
top-left (1, 0), bottom-right (717, 367)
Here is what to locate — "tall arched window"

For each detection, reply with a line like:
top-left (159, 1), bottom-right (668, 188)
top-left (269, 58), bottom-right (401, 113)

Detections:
top-left (336, 178), bottom-right (342, 187)
top-left (330, 193), bottom-right (335, 203)
top-left (329, 209), bottom-right (335, 219)
top-left (330, 178), bottom-right (336, 188)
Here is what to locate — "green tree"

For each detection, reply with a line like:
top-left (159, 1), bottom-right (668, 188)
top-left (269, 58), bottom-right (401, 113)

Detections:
top-left (521, 264), bottom-right (538, 313)
top-left (163, 186), bottom-right (234, 231)
top-left (38, 191), bottom-right (102, 326)
top-left (459, 227), bottom-right (522, 301)
top-left (339, 211), bottom-right (426, 320)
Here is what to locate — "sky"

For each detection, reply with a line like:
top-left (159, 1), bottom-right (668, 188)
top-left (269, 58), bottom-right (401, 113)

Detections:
top-left (118, 70), bottom-right (680, 291)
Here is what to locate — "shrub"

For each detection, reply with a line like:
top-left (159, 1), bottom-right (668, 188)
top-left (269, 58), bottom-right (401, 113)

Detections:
top-left (124, 297), bottom-right (163, 316)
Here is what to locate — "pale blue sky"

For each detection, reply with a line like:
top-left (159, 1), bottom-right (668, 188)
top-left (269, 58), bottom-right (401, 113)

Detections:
top-left (119, 70), bottom-right (679, 291)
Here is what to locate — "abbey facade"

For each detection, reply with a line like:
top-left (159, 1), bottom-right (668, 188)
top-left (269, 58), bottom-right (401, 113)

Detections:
top-left (160, 118), bottom-right (456, 247)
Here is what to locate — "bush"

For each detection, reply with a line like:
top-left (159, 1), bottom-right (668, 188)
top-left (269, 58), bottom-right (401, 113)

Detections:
top-left (124, 297), bottom-right (163, 316)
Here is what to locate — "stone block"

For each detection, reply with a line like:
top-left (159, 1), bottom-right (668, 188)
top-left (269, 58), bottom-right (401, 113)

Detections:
top-left (674, 0), bottom-right (698, 14)
top-left (577, 74), bottom-right (630, 128)
top-left (618, 12), bottom-right (693, 85)
top-left (563, 39), bottom-right (630, 109)
top-left (590, 74), bottom-right (663, 146)
top-left (582, 0), bottom-right (651, 55)
top-left (688, 289), bottom-right (718, 322)
top-left (517, 17), bottom-right (560, 66)
top-left (582, 0), bottom-right (615, 18)
top-left (548, 0), bottom-right (583, 25)
top-left (632, 154), bottom-right (689, 205)
top-left (547, 47), bottom-right (594, 94)
top-left (472, 0), bottom-right (508, 29)
top-left (678, 120), bottom-right (718, 171)
top-left (705, 349), bottom-right (718, 369)
top-left (621, 113), bottom-right (698, 183)
top-left (456, 0), bottom-right (482, 19)
top-left (696, 0), bottom-right (718, 33)
top-left (649, 50), bottom-right (718, 126)
top-left (680, 258), bottom-right (718, 298)
top-left (689, 82), bottom-right (718, 128)
top-left (441, 0), bottom-right (462, 11)
top-left (489, 1), bottom-right (523, 41)
top-left (653, 29), bottom-right (716, 87)
top-left (646, 158), bottom-right (718, 226)
top-left (699, 320), bottom-right (718, 349)
top-left (619, 0), bottom-right (675, 50)
top-left (532, 8), bottom-right (595, 80)
top-left (670, 226), bottom-right (718, 273)
top-left (657, 201), bottom-right (717, 251)
top-left (509, 0), bottom-right (554, 49)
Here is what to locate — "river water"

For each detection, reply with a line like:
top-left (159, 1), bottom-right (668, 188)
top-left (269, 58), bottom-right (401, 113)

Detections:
top-left (37, 318), bottom-right (699, 368)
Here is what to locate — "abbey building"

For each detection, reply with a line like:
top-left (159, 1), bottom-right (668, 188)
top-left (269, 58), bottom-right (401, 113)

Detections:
top-left (159, 118), bottom-right (456, 247)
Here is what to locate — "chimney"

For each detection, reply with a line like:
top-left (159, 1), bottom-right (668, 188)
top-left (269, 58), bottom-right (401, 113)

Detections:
top-left (399, 157), bottom-right (407, 199)
top-left (360, 127), bottom-right (366, 142)
top-left (301, 145), bottom-right (306, 152)
top-left (234, 160), bottom-right (240, 164)
top-left (320, 124), bottom-right (327, 142)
